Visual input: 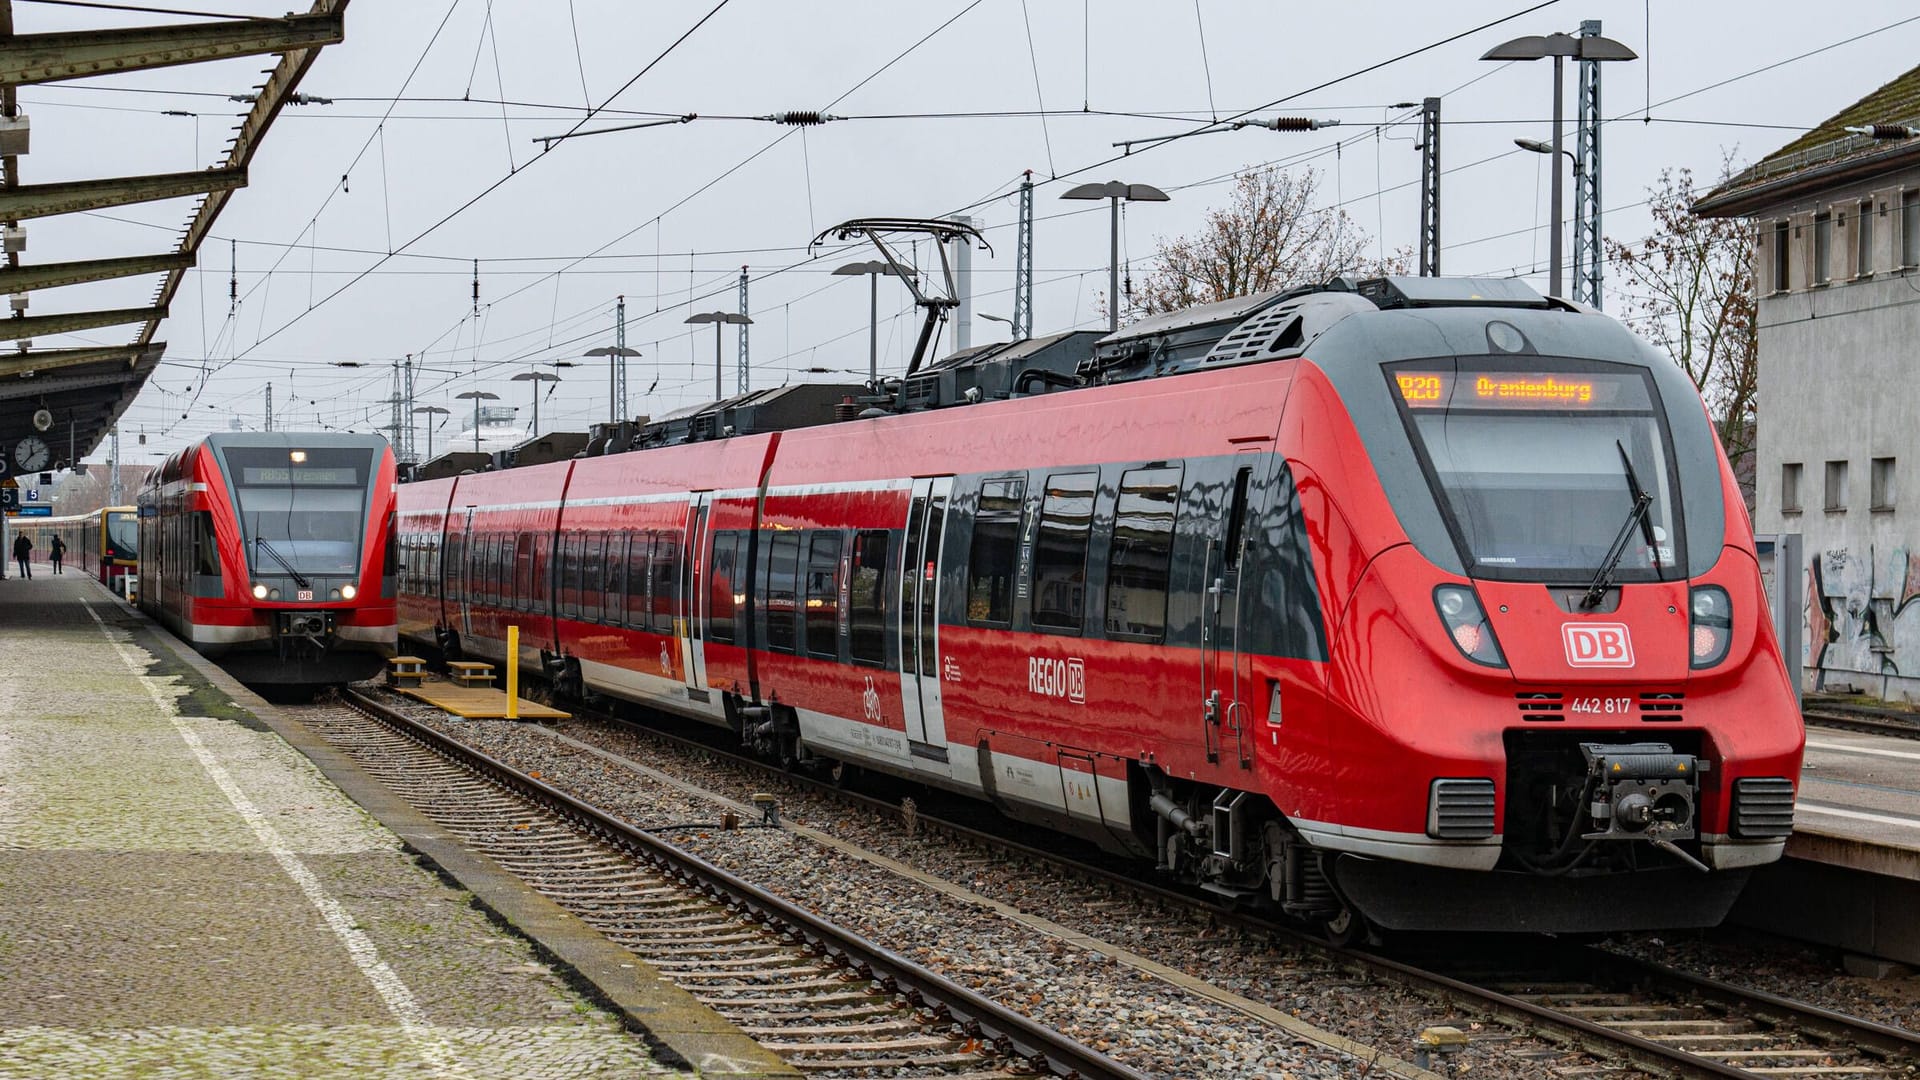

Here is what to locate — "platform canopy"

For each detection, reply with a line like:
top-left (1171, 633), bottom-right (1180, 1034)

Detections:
top-left (0, 0), bottom-right (346, 477)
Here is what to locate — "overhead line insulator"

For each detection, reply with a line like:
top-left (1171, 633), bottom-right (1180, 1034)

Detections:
top-left (761, 111), bottom-right (838, 126)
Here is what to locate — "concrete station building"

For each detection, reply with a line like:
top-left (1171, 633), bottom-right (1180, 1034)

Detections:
top-left (1694, 63), bottom-right (1920, 702)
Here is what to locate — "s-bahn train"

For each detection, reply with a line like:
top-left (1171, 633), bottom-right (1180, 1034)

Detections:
top-left (140, 433), bottom-right (398, 684)
top-left (21, 506), bottom-right (139, 583)
top-left (397, 276), bottom-right (1802, 935)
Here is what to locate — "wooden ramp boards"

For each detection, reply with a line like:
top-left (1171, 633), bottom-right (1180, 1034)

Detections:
top-left (396, 681), bottom-right (569, 720)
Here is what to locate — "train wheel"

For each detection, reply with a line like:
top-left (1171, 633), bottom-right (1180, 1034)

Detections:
top-left (827, 758), bottom-right (858, 788)
top-left (1321, 906), bottom-right (1368, 948)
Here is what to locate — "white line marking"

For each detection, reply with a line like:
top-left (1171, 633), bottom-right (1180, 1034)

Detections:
top-left (1796, 801), bottom-right (1920, 830)
top-left (1806, 738), bottom-right (1920, 762)
top-left (81, 599), bottom-right (467, 1077)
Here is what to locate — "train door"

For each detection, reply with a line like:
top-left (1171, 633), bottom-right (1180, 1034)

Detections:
top-left (678, 492), bottom-right (711, 695)
top-left (1200, 458), bottom-right (1260, 769)
top-left (898, 476), bottom-right (953, 763)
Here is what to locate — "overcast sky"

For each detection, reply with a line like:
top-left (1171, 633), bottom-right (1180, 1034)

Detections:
top-left (16, 0), bottom-right (1919, 463)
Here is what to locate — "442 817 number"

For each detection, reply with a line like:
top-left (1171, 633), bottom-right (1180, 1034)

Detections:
top-left (1570, 696), bottom-right (1631, 715)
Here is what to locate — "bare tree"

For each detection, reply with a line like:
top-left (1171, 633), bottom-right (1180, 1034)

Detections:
top-left (1607, 163), bottom-right (1758, 503)
top-left (1129, 166), bottom-right (1406, 317)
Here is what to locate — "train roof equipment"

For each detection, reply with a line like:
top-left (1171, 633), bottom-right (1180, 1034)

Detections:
top-left (810, 217), bottom-right (991, 377)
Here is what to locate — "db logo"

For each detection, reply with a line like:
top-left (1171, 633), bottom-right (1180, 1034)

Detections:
top-left (1028, 656), bottom-right (1086, 704)
top-left (1563, 623), bottom-right (1635, 667)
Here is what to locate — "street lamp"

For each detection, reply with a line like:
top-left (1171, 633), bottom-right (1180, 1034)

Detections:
top-left (684, 311), bottom-right (752, 402)
top-left (411, 405), bottom-right (449, 461)
top-left (1482, 31), bottom-right (1635, 298)
top-left (510, 371), bottom-right (561, 437)
top-left (832, 260), bottom-right (918, 387)
top-left (1060, 180), bottom-right (1170, 332)
top-left (583, 345), bottom-right (640, 422)
top-left (454, 390), bottom-right (498, 453)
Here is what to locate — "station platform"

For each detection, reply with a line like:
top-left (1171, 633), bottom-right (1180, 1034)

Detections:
top-left (1729, 713), bottom-right (1920, 968)
top-left (0, 566), bottom-right (792, 1077)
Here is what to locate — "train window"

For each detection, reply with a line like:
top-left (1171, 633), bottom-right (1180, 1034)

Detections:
top-left (966, 478), bottom-right (1023, 625)
top-left (583, 533), bottom-right (606, 622)
top-left (762, 531), bottom-right (800, 654)
top-left (557, 534), bottom-right (578, 617)
top-left (1031, 472), bottom-right (1097, 633)
top-left (709, 530), bottom-right (740, 644)
top-left (652, 533), bottom-right (680, 633)
top-left (805, 531), bottom-right (842, 659)
top-left (192, 511), bottom-right (220, 579)
top-left (384, 514), bottom-right (398, 586)
top-left (513, 533), bottom-right (533, 610)
top-left (446, 532), bottom-right (465, 602)
top-left (848, 529), bottom-right (889, 666)
top-left (1107, 467), bottom-right (1181, 640)
top-left (1224, 466), bottom-right (1253, 571)
top-left (626, 532), bottom-right (652, 628)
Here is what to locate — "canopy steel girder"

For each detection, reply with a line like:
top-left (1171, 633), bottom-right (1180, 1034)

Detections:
top-left (0, 345), bottom-right (143, 382)
top-left (138, 0), bottom-right (349, 350)
top-left (0, 13), bottom-right (343, 85)
top-left (0, 167), bottom-right (243, 220)
top-left (0, 305), bottom-right (164, 340)
top-left (0, 252), bottom-right (193, 293)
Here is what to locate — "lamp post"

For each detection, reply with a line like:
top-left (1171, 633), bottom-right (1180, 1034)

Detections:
top-left (583, 345), bottom-right (640, 422)
top-left (411, 405), bottom-right (449, 461)
top-left (1060, 180), bottom-right (1170, 332)
top-left (832, 260), bottom-right (918, 387)
top-left (1482, 31), bottom-right (1635, 298)
top-left (683, 311), bottom-right (752, 402)
top-left (510, 370), bottom-right (561, 437)
top-left (454, 391), bottom-right (498, 453)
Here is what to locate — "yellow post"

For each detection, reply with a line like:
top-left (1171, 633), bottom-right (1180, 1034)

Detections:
top-left (505, 624), bottom-right (520, 720)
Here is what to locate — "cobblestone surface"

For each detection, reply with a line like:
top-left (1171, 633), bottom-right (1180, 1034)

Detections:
top-left (0, 578), bottom-right (687, 1077)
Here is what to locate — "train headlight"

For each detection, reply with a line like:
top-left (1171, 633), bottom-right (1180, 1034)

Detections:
top-left (252, 582), bottom-right (268, 600)
top-left (340, 584), bottom-right (357, 600)
top-left (1433, 584), bottom-right (1506, 668)
top-left (269, 588), bottom-right (282, 600)
top-left (1689, 585), bottom-right (1732, 669)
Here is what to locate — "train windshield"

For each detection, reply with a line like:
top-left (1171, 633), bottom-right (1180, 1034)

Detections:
top-left (1388, 359), bottom-right (1682, 582)
top-left (107, 511), bottom-right (138, 558)
top-left (217, 445), bottom-right (375, 575)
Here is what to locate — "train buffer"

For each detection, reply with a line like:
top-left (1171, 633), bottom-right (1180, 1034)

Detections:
top-left (386, 656), bottom-right (427, 689)
top-left (447, 660), bottom-right (496, 688)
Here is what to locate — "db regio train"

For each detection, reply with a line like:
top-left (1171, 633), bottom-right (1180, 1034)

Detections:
top-left (396, 275), bottom-right (1802, 936)
top-left (141, 433), bottom-right (397, 685)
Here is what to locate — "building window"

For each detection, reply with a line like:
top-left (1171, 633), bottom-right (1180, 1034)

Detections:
top-left (1825, 460), bottom-right (1849, 512)
top-left (1905, 189), bottom-right (1920, 267)
top-left (1872, 457), bottom-right (1896, 512)
top-left (1781, 463), bottom-right (1803, 514)
top-left (1813, 212), bottom-right (1832, 284)
top-left (1773, 220), bottom-right (1790, 291)
top-left (1858, 200), bottom-right (1875, 277)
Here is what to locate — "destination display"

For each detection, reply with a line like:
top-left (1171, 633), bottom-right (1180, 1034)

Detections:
top-left (1394, 368), bottom-right (1649, 411)
top-left (240, 466), bottom-right (361, 486)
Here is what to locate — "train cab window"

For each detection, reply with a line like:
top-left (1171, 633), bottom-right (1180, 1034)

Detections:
top-left (1106, 467), bottom-right (1180, 640)
top-left (652, 534), bottom-right (680, 632)
top-left (1031, 472), bottom-right (1097, 633)
top-left (966, 478), bottom-right (1023, 625)
top-left (1224, 466), bottom-right (1253, 572)
top-left (848, 529), bottom-right (889, 666)
top-left (805, 531), bottom-right (842, 659)
top-left (763, 531), bottom-right (800, 654)
top-left (626, 532), bottom-right (652, 627)
top-left (192, 510), bottom-right (221, 579)
top-left (709, 530), bottom-right (742, 644)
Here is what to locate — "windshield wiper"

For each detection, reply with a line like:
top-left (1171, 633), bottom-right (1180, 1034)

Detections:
top-left (1580, 440), bottom-right (1655, 610)
top-left (255, 537), bottom-right (311, 590)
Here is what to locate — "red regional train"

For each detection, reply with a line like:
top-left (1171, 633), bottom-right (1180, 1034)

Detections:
top-left (141, 433), bottom-right (398, 685)
top-left (23, 505), bottom-right (138, 584)
top-left (397, 276), bottom-right (1802, 935)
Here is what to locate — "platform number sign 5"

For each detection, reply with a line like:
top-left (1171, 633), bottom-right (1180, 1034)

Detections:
top-left (1562, 623), bottom-right (1635, 668)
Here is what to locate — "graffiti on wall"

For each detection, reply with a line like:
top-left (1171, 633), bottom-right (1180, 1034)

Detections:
top-left (1805, 545), bottom-right (1920, 689)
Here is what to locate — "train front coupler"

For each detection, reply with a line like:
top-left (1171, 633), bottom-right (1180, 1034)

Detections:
top-left (1578, 741), bottom-right (1709, 872)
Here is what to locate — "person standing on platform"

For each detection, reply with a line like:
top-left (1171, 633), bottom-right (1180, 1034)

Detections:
top-left (49, 534), bottom-right (65, 575)
top-left (12, 532), bottom-right (30, 579)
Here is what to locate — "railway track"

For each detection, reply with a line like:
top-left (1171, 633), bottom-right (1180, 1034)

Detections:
top-left (306, 687), bottom-right (1147, 1080)
top-left (1803, 703), bottom-right (1920, 741)
top-left (450, 686), bottom-right (1920, 1080)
